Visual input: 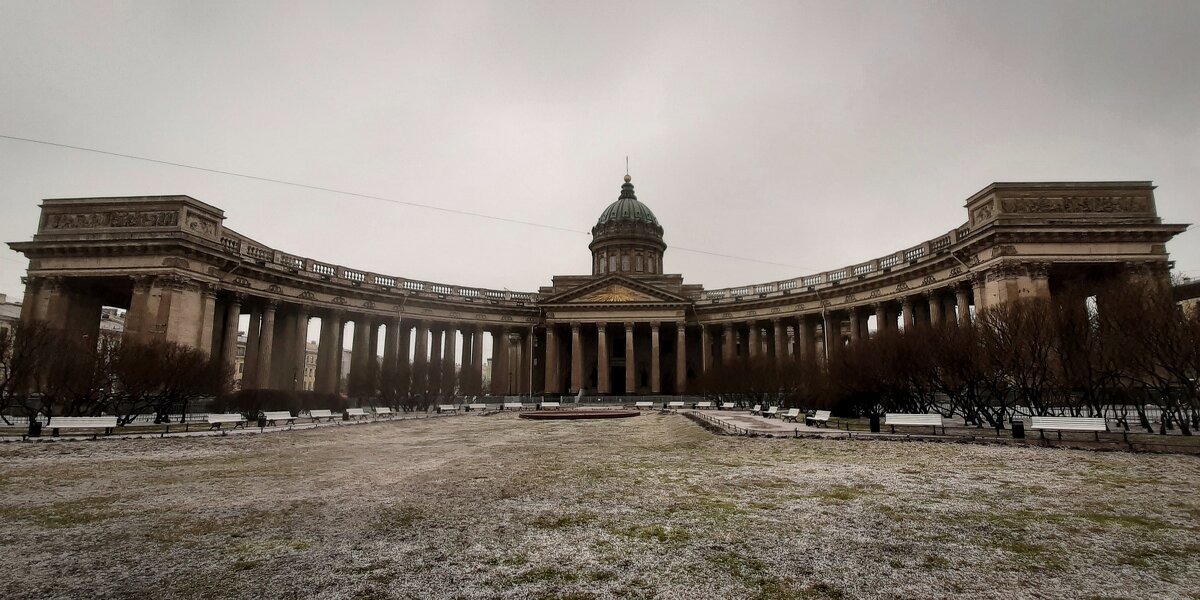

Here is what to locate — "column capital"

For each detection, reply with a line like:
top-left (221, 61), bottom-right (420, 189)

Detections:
top-left (263, 299), bottom-right (279, 311)
top-left (570, 321), bottom-right (581, 331)
top-left (651, 322), bottom-right (660, 331)
top-left (624, 321), bottom-right (635, 330)
top-left (676, 320), bottom-right (686, 328)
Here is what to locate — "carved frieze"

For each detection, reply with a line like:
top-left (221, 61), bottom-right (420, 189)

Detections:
top-left (1000, 195), bottom-right (1150, 214)
top-left (332, 296), bottom-right (347, 305)
top-left (921, 275), bottom-right (937, 286)
top-left (267, 284), bottom-right (283, 294)
top-left (184, 210), bottom-right (219, 239)
top-left (233, 277), bottom-right (251, 288)
top-left (298, 291), bottom-right (316, 300)
top-left (44, 210), bottom-right (178, 230)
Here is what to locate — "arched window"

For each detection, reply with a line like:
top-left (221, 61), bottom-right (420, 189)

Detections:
top-left (622, 255), bottom-right (630, 272)
top-left (649, 256), bottom-right (656, 274)
top-left (635, 255), bottom-right (644, 272)
top-left (609, 255), bottom-right (618, 272)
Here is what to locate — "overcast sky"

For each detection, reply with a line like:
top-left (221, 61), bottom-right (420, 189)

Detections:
top-left (2, 0), bottom-right (1198, 307)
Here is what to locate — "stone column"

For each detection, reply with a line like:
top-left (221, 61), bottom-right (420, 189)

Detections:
top-left (397, 320), bottom-right (412, 374)
top-left (927, 291), bottom-right (943, 326)
top-left (971, 273), bottom-right (988, 314)
top-left (597, 322), bottom-right (609, 394)
top-left (382, 316), bottom-right (399, 386)
top-left (256, 301), bottom-right (277, 389)
top-left (470, 324), bottom-right (484, 395)
top-left (772, 319), bottom-right (784, 365)
top-left (625, 322), bottom-right (636, 395)
top-left (848, 307), bottom-right (861, 342)
top-left (700, 324), bottom-right (712, 373)
top-left (349, 315), bottom-right (370, 396)
top-left (428, 326), bottom-right (444, 396)
top-left (956, 283), bottom-right (972, 325)
top-left (413, 320), bottom-right (429, 395)
top-left (797, 317), bottom-right (812, 362)
top-left (544, 324), bottom-right (559, 393)
top-left (675, 322), bottom-right (687, 393)
top-left (221, 294), bottom-right (242, 372)
top-left (722, 325), bottom-right (735, 364)
top-left (459, 326), bottom-right (472, 392)
top-left (570, 322), bottom-right (583, 394)
top-left (748, 321), bottom-right (760, 358)
top-left (243, 306), bottom-right (262, 388)
top-left (198, 286), bottom-right (219, 355)
top-left (650, 322), bottom-right (661, 394)
top-left (292, 308), bottom-right (309, 391)
top-left (491, 327), bottom-right (508, 395)
top-left (443, 325), bottom-right (458, 396)
top-left (902, 297), bottom-right (916, 330)
top-left (316, 311), bottom-right (340, 393)
top-left (873, 303), bottom-right (887, 336)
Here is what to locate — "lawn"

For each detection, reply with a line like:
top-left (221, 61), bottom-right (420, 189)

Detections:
top-left (0, 412), bottom-right (1197, 599)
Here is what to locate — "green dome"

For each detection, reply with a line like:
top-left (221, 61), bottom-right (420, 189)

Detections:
top-left (595, 176), bottom-right (660, 228)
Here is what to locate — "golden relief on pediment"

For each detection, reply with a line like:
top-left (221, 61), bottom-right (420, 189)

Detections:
top-left (575, 284), bottom-right (658, 303)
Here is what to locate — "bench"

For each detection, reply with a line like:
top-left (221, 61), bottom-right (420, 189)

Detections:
top-left (45, 416), bottom-right (118, 438)
top-left (719, 402), bottom-right (736, 410)
top-left (694, 401), bottom-right (714, 410)
top-left (762, 406), bottom-right (779, 418)
top-left (261, 411), bottom-right (296, 427)
top-left (207, 413), bottom-right (247, 431)
top-left (502, 402), bottom-right (524, 411)
top-left (344, 408), bottom-right (369, 421)
top-left (1030, 416), bottom-right (1107, 440)
top-left (308, 409), bottom-right (336, 422)
top-left (437, 404), bottom-right (459, 414)
top-left (373, 407), bottom-right (394, 418)
top-left (750, 404), bottom-right (762, 415)
top-left (634, 401), bottom-right (655, 410)
top-left (885, 413), bottom-right (944, 435)
top-left (781, 408), bottom-right (801, 422)
top-left (538, 401), bottom-right (561, 410)
top-left (666, 401), bottom-right (685, 410)
top-left (805, 410), bottom-right (831, 427)
top-left (467, 403), bottom-right (488, 412)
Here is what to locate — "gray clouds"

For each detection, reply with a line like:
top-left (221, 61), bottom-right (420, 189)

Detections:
top-left (1, 0), bottom-right (1197, 302)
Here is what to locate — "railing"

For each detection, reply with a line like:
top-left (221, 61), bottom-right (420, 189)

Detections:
top-left (701, 222), bottom-right (972, 300)
top-left (215, 229), bottom-right (540, 305)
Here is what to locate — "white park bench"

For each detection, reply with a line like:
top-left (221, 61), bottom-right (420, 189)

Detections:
top-left (781, 408), bottom-right (801, 422)
top-left (502, 402), bottom-right (524, 411)
top-left (207, 413), bottom-right (247, 431)
top-left (344, 408), bottom-right (369, 421)
top-left (1030, 416), bottom-right (1107, 440)
top-left (538, 401), bottom-right (561, 410)
top-left (467, 403), bottom-right (488, 412)
top-left (762, 406), bottom-right (779, 418)
top-left (719, 402), bottom-right (736, 410)
top-left (634, 401), bottom-right (655, 410)
top-left (750, 404), bottom-right (762, 415)
top-left (885, 413), bottom-right (944, 435)
top-left (261, 411), bottom-right (296, 427)
top-left (45, 416), bottom-right (119, 438)
top-left (666, 401), bottom-right (685, 410)
top-left (308, 409), bottom-right (336, 422)
top-left (437, 404), bottom-right (459, 414)
top-left (805, 410), bottom-right (831, 427)
top-left (694, 401), bottom-right (714, 410)
top-left (373, 407), bottom-right (394, 418)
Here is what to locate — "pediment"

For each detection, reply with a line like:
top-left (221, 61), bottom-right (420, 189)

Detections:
top-left (542, 275), bottom-right (691, 305)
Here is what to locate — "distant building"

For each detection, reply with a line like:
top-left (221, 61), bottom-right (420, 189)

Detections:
top-left (1175, 279), bottom-right (1200, 317)
top-left (0, 294), bottom-right (19, 338)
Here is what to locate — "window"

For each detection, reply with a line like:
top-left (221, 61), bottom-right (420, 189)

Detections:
top-left (635, 255), bottom-right (643, 272)
top-left (649, 256), bottom-right (656, 273)
top-left (598, 255), bottom-right (606, 274)
top-left (609, 256), bottom-right (618, 272)
top-left (622, 255), bottom-right (630, 272)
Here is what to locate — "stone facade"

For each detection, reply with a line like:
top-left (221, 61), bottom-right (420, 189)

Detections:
top-left (6, 180), bottom-right (1189, 396)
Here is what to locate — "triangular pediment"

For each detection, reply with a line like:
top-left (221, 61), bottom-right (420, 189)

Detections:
top-left (542, 275), bottom-right (692, 305)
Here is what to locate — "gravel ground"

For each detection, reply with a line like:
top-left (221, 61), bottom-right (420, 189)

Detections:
top-left (0, 412), bottom-right (1197, 600)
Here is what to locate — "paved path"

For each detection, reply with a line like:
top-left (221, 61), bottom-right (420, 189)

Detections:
top-left (686, 410), bottom-right (829, 434)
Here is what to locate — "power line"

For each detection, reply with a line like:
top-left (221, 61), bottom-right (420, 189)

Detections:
top-left (0, 133), bottom-right (813, 271)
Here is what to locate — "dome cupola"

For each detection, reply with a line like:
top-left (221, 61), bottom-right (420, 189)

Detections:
top-left (589, 175), bottom-right (666, 276)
